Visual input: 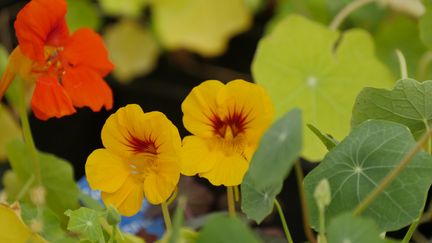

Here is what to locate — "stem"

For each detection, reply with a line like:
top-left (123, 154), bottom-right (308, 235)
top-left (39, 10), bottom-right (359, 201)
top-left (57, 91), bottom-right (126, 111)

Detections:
top-left (166, 187), bottom-right (178, 206)
top-left (227, 186), bottom-right (236, 217)
top-left (274, 199), bottom-right (294, 243)
top-left (329, 0), bottom-right (375, 30)
top-left (402, 219), bottom-right (420, 243)
top-left (318, 206), bottom-right (327, 243)
top-left (353, 128), bottom-right (432, 216)
top-left (234, 185), bottom-right (240, 202)
top-left (396, 49), bottom-right (408, 79)
top-left (417, 51), bottom-right (432, 81)
top-left (16, 78), bottom-right (41, 186)
top-left (14, 175), bottom-right (35, 202)
top-left (108, 225), bottom-right (117, 243)
top-left (161, 202), bottom-right (172, 231)
top-left (294, 162), bottom-right (317, 243)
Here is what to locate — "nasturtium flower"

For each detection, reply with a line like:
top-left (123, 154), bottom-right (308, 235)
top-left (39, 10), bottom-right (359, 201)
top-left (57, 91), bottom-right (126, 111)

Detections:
top-left (86, 104), bottom-right (181, 216)
top-left (0, 0), bottom-right (113, 120)
top-left (180, 80), bottom-right (274, 186)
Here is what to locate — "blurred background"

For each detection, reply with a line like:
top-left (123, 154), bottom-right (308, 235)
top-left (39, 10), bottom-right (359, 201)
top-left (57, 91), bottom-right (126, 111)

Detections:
top-left (0, 0), bottom-right (431, 241)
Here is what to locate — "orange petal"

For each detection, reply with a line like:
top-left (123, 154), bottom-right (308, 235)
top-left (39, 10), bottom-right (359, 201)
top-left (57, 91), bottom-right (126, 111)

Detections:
top-left (14, 0), bottom-right (69, 62)
top-left (31, 75), bottom-right (76, 120)
top-left (62, 67), bottom-right (113, 111)
top-left (62, 28), bottom-right (114, 76)
top-left (101, 177), bottom-right (144, 217)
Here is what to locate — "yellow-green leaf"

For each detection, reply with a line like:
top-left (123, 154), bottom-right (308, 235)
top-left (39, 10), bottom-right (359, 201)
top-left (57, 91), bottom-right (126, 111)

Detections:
top-left (66, 0), bottom-right (101, 32)
top-left (0, 204), bottom-right (47, 243)
top-left (0, 104), bottom-right (21, 162)
top-left (252, 14), bottom-right (393, 161)
top-left (151, 0), bottom-right (252, 56)
top-left (104, 20), bottom-right (160, 83)
top-left (98, 0), bottom-right (148, 18)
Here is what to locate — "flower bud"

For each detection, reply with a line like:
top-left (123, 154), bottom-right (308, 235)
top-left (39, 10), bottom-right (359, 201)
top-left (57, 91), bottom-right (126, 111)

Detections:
top-left (314, 179), bottom-right (331, 210)
top-left (106, 205), bottom-right (121, 226)
top-left (30, 219), bottom-right (44, 233)
top-left (30, 186), bottom-right (46, 206)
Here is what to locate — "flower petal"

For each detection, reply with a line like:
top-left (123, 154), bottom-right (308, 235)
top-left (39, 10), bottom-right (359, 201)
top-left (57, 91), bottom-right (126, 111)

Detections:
top-left (180, 136), bottom-right (216, 176)
top-left (14, 0), bottom-right (69, 62)
top-left (62, 67), bottom-right (113, 111)
top-left (181, 80), bottom-right (224, 137)
top-left (31, 75), bottom-right (76, 120)
top-left (199, 152), bottom-right (249, 186)
top-left (101, 177), bottom-right (143, 217)
top-left (86, 149), bottom-right (129, 193)
top-left (62, 28), bottom-right (114, 76)
top-left (143, 172), bottom-right (179, 205)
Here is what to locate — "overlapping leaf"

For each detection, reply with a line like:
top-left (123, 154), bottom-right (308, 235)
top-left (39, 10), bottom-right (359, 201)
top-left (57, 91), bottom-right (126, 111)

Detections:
top-left (252, 14), bottom-right (393, 161)
top-left (241, 109), bottom-right (302, 223)
top-left (98, 0), bottom-right (148, 18)
top-left (66, 0), bottom-right (101, 32)
top-left (352, 78), bottom-right (432, 139)
top-left (327, 213), bottom-right (384, 243)
top-left (65, 207), bottom-right (104, 242)
top-left (304, 120), bottom-right (432, 232)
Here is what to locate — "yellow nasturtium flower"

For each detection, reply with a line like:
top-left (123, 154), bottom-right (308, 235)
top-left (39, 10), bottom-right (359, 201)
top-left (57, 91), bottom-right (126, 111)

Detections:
top-left (180, 79), bottom-right (274, 186)
top-left (86, 104), bottom-right (181, 216)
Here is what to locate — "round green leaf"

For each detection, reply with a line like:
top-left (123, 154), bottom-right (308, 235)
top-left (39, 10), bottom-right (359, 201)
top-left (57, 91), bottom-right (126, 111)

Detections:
top-left (66, 0), bottom-right (101, 32)
top-left (151, 0), bottom-right (252, 56)
top-left (304, 120), bottom-right (432, 232)
top-left (327, 213), bottom-right (384, 243)
top-left (104, 20), bottom-right (160, 83)
top-left (241, 109), bottom-right (302, 223)
top-left (65, 207), bottom-right (104, 242)
top-left (252, 14), bottom-right (393, 161)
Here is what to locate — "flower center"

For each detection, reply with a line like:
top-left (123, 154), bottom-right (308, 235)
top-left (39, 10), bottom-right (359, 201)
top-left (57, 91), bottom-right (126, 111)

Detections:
top-left (210, 109), bottom-right (250, 155)
top-left (125, 134), bottom-right (159, 181)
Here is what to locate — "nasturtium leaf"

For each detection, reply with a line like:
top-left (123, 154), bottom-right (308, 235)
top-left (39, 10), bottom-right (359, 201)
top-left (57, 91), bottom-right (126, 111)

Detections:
top-left (151, 0), bottom-right (252, 57)
top-left (241, 109), bottom-right (302, 223)
top-left (6, 140), bottom-right (80, 220)
top-left (21, 204), bottom-right (75, 243)
top-left (307, 124), bottom-right (338, 151)
top-left (375, 16), bottom-right (428, 79)
top-left (0, 104), bottom-right (21, 162)
top-left (98, 0), bottom-right (147, 18)
top-left (66, 0), bottom-right (101, 32)
top-left (352, 79), bottom-right (432, 139)
top-left (252, 14), bottom-right (393, 161)
top-left (327, 213), bottom-right (384, 243)
top-left (304, 120), bottom-right (432, 232)
top-left (2, 170), bottom-right (23, 202)
top-left (104, 20), bottom-right (160, 83)
top-left (196, 215), bottom-right (262, 243)
top-left (0, 204), bottom-right (46, 243)
top-left (65, 207), bottom-right (104, 242)
top-left (420, 6), bottom-right (432, 49)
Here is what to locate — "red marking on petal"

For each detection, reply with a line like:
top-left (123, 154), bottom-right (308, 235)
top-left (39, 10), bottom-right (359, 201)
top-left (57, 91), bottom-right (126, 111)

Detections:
top-left (125, 133), bottom-right (158, 155)
top-left (210, 105), bottom-right (251, 138)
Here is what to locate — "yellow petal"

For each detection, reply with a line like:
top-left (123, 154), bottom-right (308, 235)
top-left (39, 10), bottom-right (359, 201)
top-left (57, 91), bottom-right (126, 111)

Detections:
top-left (0, 204), bottom-right (47, 243)
top-left (101, 177), bottom-right (143, 217)
top-left (144, 172), bottom-right (179, 205)
top-left (199, 152), bottom-right (249, 186)
top-left (180, 136), bottom-right (216, 175)
top-left (181, 80), bottom-right (224, 137)
top-left (85, 149), bottom-right (129, 193)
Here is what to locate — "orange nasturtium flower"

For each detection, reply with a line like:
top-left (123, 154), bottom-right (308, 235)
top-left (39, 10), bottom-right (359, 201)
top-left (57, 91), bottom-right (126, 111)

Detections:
top-left (86, 104), bottom-right (181, 216)
top-left (0, 0), bottom-right (113, 120)
top-left (180, 79), bottom-right (274, 186)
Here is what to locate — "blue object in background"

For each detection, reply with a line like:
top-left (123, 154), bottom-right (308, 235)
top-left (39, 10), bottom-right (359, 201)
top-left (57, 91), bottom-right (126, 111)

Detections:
top-left (78, 176), bottom-right (165, 238)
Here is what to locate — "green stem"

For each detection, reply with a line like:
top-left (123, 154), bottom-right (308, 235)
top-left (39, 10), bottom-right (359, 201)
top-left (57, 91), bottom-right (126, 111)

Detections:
top-left (353, 128), bottom-right (432, 216)
top-left (227, 186), bottom-right (236, 218)
top-left (108, 225), bottom-right (117, 243)
top-left (402, 218), bottom-right (420, 243)
top-left (294, 162), bottom-right (317, 243)
top-left (161, 202), bottom-right (172, 231)
top-left (274, 199), bottom-right (294, 243)
top-left (14, 174), bottom-right (35, 202)
top-left (16, 78), bottom-right (41, 186)
top-left (396, 49), bottom-right (408, 79)
top-left (318, 206), bottom-right (327, 243)
top-left (329, 0), bottom-right (375, 30)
